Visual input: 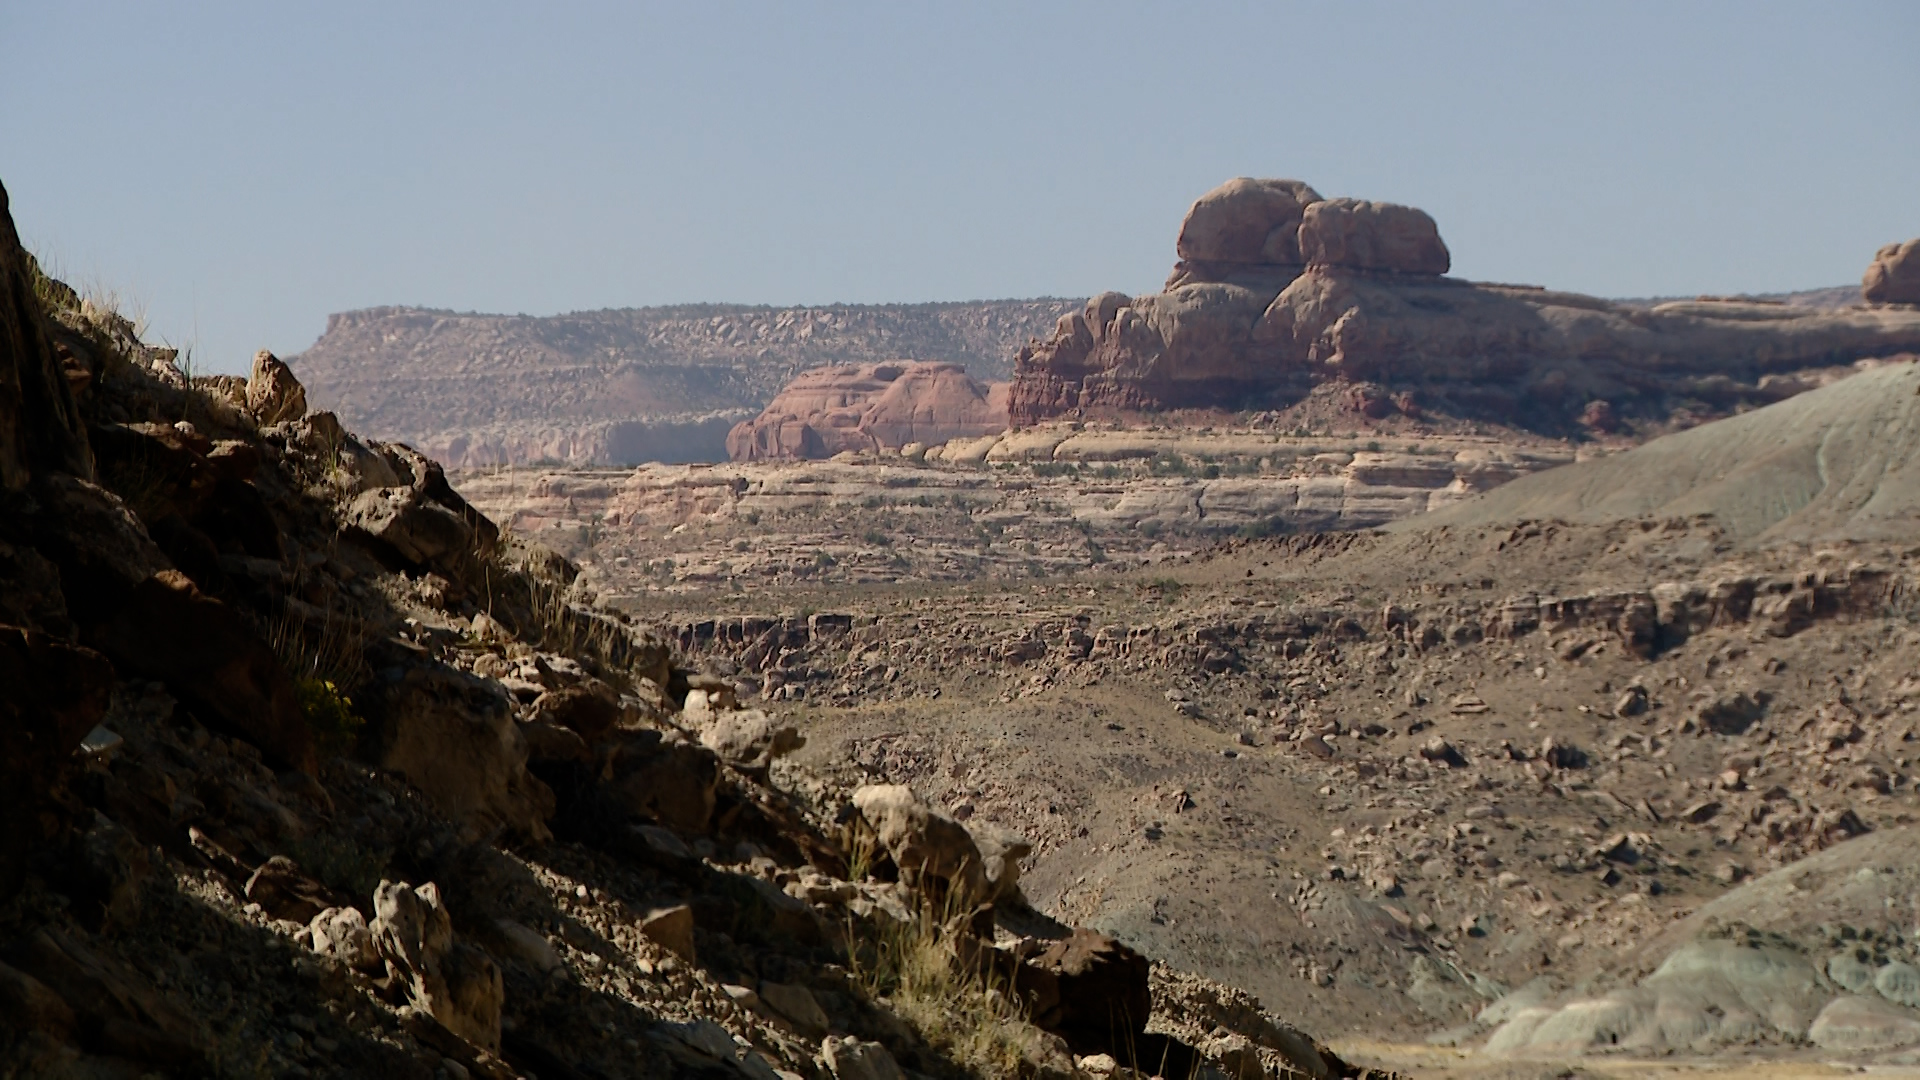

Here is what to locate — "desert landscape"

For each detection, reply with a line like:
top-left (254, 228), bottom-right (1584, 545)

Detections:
top-left (2, 13), bottom-right (1918, 1078)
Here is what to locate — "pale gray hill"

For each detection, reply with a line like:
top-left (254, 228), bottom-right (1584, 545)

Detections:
top-left (1404, 359), bottom-right (1920, 544)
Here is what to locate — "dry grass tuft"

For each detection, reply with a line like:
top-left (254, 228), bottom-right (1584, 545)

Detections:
top-left (849, 899), bottom-right (1056, 1078)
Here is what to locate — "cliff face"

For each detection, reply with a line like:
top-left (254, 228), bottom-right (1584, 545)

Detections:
top-left (1010, 178), bottom-right (1920, 432)
top-left (725, 361), bottom-right (1008, 461)
top-left (292, 299), bottom-right (1074, 466)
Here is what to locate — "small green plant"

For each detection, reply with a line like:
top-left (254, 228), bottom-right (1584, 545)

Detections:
top-left (862, 529), bottom-right (893, 546)
top-left (296, 678), bottom-right (364, 756)
top-left (286, 830), bottom-right (391, 901)
top-left (1366, 440), bottom-right (1381, 452)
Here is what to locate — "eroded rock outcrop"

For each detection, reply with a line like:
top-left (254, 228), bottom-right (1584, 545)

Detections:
top-left (1011, 177), bottom-right (1920, 431)
top-left (727, 360), bottom-right (1008, 461)
top-left (1864, 239), bottom-right (1920, 306)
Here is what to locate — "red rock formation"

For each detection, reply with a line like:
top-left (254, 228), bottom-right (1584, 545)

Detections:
top-left (726, 361), bottom-right (1008, 461)
top-left (1009, 178), bottom-right (1920, 432)
top-left (1864, 239), bottom-right (1920, 305)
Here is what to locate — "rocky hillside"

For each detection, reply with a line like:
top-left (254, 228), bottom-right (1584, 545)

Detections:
top-left (0, 180), bottom-right (1398, 1080)
top-left (1011, 177), bottom-right (1920, 436)
top-left (291, 300), bottom-right (1076, 468)
top-left (453, 361), bottom-right (1920, 1071)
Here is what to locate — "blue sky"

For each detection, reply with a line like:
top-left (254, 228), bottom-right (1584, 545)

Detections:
top-left (3, 2), bottom-right (1916, 374)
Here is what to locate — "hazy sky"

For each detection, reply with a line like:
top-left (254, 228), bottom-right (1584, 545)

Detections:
top-left (4, 2), bottom-right (1916, 374)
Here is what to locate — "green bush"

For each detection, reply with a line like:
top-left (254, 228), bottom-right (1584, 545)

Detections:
top-left (296, 678), bottom-right (364, 756)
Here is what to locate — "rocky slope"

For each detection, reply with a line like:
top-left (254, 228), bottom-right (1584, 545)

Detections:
top-left (1010, 178), bottom-right (1920, 436)
top-left (727, 362), bottom-right (1009, 462)
top-left (456, 362), bottom-right (1920, 1072)
top-left (0, 181), bottom-right (1394, 1079)
top-left (292, 300), bottom-right (1075, 468)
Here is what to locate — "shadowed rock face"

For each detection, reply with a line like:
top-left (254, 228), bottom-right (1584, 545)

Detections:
top-left (1010, 178), bottom-right (1920, 431)
top-left (0, 182), bottom-right (92, 490)
top-left (726, 361), bottom-right (1008, 461)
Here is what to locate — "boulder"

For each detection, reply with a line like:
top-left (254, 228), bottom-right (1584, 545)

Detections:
top-left (1864, 239), bottom-right (1920, 305)
top-left (639, 904), bottom-right (697, 962)
top-left (370, 880), bottom-right (503, 1053)
top-left (1011, 929), bottom-right (1153, 1056)
top-left (968, 822), bottom-right (1033, 905)
top-left (491, 918), bottom-right (564, 975)
top-left (309, 906), bottom-right (382, 972)
top-left (822, 1036), bottom-right (904, 1080)
top-left (363, 661), bottom-right (554, 842)
top-left (243, 856), bottom-right (334, 924)
top-left (528, 684), bottom-right (620, 741)
top-left (244, 349), bottom-right (307, 425)
top-left (346, 486), bottom-right (480, 571)
top-left (604, 730), bottom-right (720, 835)
top-left (342, 442), bottom-right (499, 582)
top-left (1174, 177), bottom-right (1323, 266)
top-left (851, 784), bottom-right (987, 906)
top-left (727, 361), bottom-right (1008, 461)
top-left (1296, 198), bottom-right (1450, 275)
top-left (760, 981), bottom-right (830, 1038)
top-left (699, 709), bottom-right (804, 776)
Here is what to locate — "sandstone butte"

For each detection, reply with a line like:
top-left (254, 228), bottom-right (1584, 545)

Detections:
top-left (725, 360), bottom-right (1008, 462)
top-left (1007, 176), bottom-right (1920, 432)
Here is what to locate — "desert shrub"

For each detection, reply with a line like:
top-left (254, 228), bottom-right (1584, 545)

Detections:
top-left (849, 902), bottom-right (1046, 1078)
top-left (286, 830), bottom-right (390, 901)
top-left (1237, 515), bottom-right (1292, 540)
top-left (296, 678), bottom-right (364, 756)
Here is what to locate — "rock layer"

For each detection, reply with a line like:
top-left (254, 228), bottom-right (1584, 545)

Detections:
top-left (1011, 178), bottom-right (1920, 431)
top-left (293, 300), bottom-right (1072, 467)
top-left (726, 361), bottom-right (1007, 461)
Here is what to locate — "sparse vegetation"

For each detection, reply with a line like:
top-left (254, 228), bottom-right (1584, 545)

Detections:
top-left (849, 902), bottom-right (1046, 1078)
top-left (295, 678), bottom-right (364, 756)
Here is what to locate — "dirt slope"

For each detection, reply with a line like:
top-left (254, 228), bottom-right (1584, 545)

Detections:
top-left (1410, 360), bottom-right (1920, 544)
